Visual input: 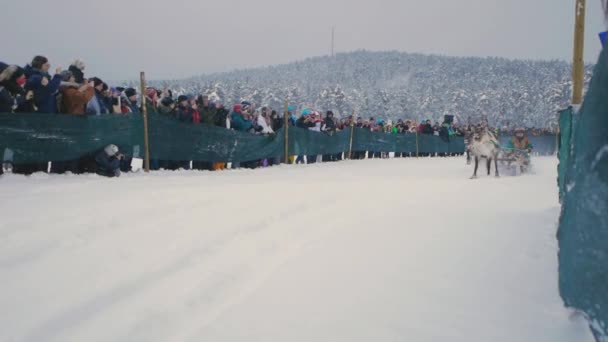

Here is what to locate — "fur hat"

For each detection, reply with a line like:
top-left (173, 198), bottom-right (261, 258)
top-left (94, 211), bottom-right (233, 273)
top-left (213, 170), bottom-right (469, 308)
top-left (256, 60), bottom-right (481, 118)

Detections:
top-left (160, 97), bottom-right (174, 107)
top-left (0, 65), bottom-right (24, 82)
top-left (67, 59), bottom-right (86, 83)
top-left (70, 59), bottom-right (86, 71)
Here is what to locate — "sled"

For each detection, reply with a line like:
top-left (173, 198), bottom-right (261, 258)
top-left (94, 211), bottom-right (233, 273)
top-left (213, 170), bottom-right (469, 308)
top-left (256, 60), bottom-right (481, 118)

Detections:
top-left (497, 148), bottom-right (531, 176)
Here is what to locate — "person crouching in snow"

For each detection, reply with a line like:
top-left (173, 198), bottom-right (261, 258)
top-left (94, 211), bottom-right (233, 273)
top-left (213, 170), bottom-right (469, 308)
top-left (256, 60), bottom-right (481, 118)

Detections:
top-left (95, 144), bottom-right (124, 177)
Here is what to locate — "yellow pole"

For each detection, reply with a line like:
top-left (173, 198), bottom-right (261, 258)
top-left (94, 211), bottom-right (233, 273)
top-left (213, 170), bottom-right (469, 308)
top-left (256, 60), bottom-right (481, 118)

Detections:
top-left (284, 101), bottom-right (289, 164)
top-left (140, 72), bottom-right (150, 172)
top-left (572, 0), bottom-right (586, 105)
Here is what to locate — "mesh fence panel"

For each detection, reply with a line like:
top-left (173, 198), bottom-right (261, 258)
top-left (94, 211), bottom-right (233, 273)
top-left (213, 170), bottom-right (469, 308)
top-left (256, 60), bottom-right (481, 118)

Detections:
top-left (558, 47), bottom-right (608, 339)
top-left (1, 114), bottom-right (467, 164)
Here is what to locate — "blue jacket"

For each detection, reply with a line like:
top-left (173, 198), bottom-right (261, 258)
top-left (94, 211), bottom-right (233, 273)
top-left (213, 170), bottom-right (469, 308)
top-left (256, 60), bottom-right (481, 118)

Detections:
top-left (95, 150), bottom-right (121, 177)
top-left (86, 91), bottom-right (110, 115)
top-left (24, 66), bottom-right (62, 113)
top-left (176, 105), bottom-right (193, 123)
top-left (230, 111), bottom-right (253, 132)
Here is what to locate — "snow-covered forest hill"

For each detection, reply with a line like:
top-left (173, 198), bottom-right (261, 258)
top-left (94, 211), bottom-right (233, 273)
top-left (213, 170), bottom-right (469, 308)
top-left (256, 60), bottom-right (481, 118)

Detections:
top-left (144, 50), bottom-right (593, 129)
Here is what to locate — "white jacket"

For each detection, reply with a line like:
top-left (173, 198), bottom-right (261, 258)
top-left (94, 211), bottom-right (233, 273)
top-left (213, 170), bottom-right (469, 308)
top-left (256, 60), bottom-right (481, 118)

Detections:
top-left (257, 115), bottom-right (274, 134)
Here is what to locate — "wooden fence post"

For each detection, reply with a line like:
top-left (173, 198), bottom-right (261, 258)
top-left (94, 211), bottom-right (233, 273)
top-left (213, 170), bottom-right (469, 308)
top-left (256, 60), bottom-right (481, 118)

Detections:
top-left (348, 111), bottom-right (355, 159)
top-left (140, 72), bottom-right (150, 172)
top-left (415, 127), bottom-right (420, 158)
top-left (284, 101), bottom-right (289, 164)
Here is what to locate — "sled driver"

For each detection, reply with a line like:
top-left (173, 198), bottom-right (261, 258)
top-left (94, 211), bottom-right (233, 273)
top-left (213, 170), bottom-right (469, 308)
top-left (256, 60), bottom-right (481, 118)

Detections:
top-left (507, 127), bottom-right (533, 152)
top-left (506, 127), bottom-right (533, 170)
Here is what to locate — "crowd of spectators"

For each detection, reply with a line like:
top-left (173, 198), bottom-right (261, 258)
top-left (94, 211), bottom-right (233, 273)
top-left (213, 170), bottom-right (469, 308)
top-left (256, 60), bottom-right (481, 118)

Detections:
top-left (1, 56), bottom-right (549, 177)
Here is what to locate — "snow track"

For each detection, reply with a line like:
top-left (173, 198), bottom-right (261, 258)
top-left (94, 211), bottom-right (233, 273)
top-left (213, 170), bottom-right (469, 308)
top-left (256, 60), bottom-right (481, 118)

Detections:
top-left (0, 157), bottom-right (594, 341)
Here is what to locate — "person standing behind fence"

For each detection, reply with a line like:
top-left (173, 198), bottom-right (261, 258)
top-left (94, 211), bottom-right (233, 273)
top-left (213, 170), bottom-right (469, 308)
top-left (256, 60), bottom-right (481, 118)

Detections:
top-left (60, 61), bottom-right (95, 115)
top-left (144, 87), bottom-right (159, 114)
top-left (86, 77), bottom-right (110, 115)
top-left (230, 103), bottom-right (253, 132)
top-left (24, 56), bottom-right (63, 114)
top-left (322, 111), bottom-right (337, 161)
top-left (121, 88), bottom-right (140, 114)
top-left (0, 63), bottom-right (26, 113)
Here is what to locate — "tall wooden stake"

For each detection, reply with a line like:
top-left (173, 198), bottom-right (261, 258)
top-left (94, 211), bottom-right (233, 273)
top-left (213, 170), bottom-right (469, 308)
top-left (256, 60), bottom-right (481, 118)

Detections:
top-left (140, 72), bottom-right (151, 172)
top-left (348, 111), bottom-right (355, 159)
top-left (284, 101), bottom-right (289, 164)
top-left (572, 0), bottom-right (586, 105)
top-left (415, 127), bottom-right (420, 158)
top-left (331, 27), bottom-right (335, 57)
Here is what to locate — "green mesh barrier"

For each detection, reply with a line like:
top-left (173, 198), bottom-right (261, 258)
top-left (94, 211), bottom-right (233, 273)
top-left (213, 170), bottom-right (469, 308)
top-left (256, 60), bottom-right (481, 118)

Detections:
top-left (147, 115), bottom-right (283, 163)
top-left (558, 107), bottom-right (573, 202)
top-left (1, 113), bottom-right (466, 164)
top-left (558, 47), bottom-right (608, 340)
top-left (0, 113), bottom-right (143, 163)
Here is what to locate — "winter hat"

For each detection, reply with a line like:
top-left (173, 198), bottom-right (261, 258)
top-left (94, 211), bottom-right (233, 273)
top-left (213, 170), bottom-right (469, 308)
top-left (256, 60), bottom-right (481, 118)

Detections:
top-left (0, 65), bottom-right (24, 83)
top-left (287, 105), bottom-right (295, 112)
top-left (91, 77), bottom-right (104, 88)
top-left (233, 104), bottom-right (242, 113)
top-left (177, 95), bottom-right (189, 103)
top-left (160, 97), bottom-right (174, 107)
top-left (241, 101), bottom-right (252, 111)
top-left (302, 108), bottom-right (311, 116)
top-left (104, 144), bottom-right (119, 157)
top-left (326, 111), bottom-right (334, 117)
top-left (68, 59), bottom-right (85, 83)
top-left (124, 88), bottom-right (137, 98)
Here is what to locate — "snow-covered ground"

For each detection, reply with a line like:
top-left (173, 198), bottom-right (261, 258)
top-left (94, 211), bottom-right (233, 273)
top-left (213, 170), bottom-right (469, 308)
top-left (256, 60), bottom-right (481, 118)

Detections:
top-left (0, 157), bottom-right (594, 342)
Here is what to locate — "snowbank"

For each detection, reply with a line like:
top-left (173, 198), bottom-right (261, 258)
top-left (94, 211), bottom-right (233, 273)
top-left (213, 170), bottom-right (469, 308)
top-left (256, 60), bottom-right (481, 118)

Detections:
top-left (0, 157), bottom-right (593, 341)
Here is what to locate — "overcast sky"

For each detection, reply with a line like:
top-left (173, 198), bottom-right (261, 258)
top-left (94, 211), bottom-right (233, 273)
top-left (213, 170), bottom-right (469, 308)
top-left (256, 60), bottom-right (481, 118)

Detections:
top-left (2, 0), bottom-right (605, 80)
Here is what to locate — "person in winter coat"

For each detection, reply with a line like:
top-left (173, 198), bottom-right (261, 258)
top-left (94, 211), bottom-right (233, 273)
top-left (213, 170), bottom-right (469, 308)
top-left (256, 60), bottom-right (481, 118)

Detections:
top-left (176, 95), bottom-right (195, 123)
top-left (120, 88), bottom-right (140, 114)
top-left (230, 104), bottom-right (253, 132)
top-left (321, 111), bottom-right (338, 161)
top-left (0, 63), bottom-right (26, 113)
top-left (158, 96), bottom-right (175, 116)
top-left (60, 66), bottom-right (95, 115)
top-left (86, 77), bottom-right (110, 115)
top-left (323, 111), bottom-right (337, 133)
top-left (215, 103), bottom-right (230, 128)
top-left (270, 110), bottom-right (284, 131)
top-left (197, 95), bottom-right (217, 125)
top-left (95, 144), bottom-right (124, 177)
top-left (15, 90), bottom-right (38, 113)
top-left (294, 110), bottom-right (314, 164)
top-left (23, 56), bottom-right (63, 114)
top-left (144, 87), bottom-right (158, 114)
top-left (421, 120), bottom-right (434, 135)
top-left (257, 107), bottom-right (274, 134)
top-left (507, 127), bottom-right (533, 151)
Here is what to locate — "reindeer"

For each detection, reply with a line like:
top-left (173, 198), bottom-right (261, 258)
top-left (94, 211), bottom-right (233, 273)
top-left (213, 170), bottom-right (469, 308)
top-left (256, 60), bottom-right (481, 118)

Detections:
top-left (468, 125), bottom-right (500, 178)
